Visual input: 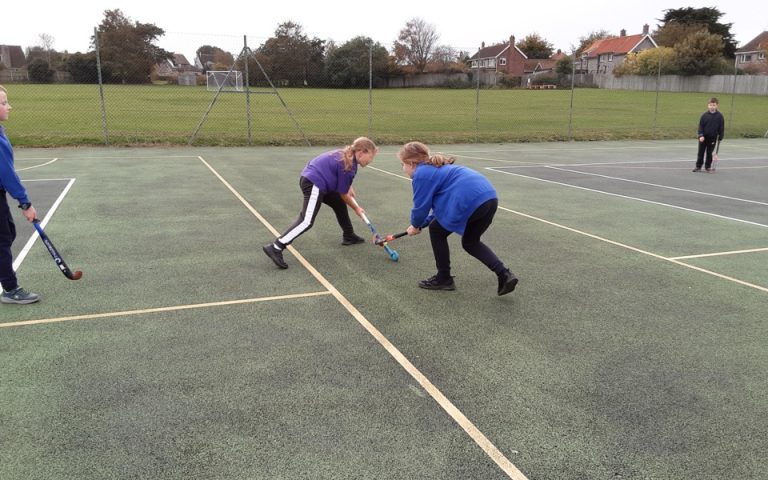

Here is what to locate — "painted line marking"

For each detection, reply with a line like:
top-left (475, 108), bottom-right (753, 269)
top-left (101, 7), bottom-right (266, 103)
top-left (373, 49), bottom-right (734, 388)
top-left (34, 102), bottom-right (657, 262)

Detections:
top-left (670, 247), bottom-right (768, 260)
top-left (0, 292), bottom-right (332, 328)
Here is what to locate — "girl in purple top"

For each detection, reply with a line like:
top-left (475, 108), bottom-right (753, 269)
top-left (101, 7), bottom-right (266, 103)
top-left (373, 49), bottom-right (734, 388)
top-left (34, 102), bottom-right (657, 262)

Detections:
top-left (263, 137), bottom-right (378, 269)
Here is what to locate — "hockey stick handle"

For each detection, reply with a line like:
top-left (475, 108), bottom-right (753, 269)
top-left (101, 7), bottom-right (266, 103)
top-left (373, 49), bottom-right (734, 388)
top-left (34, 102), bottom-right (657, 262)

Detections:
top-left (375, 231), bottom-right (408, 246)
top-left (33, 219), bottom-right (83, 280)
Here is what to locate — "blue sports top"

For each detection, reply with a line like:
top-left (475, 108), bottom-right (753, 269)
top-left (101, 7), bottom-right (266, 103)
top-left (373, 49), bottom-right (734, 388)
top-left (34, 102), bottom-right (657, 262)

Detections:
top-left (301, 149), bottom-right (358, 194)
top-left (410, 163), bottom-right (497, 235)
top-left (0, 126), bottom-right (31, 205)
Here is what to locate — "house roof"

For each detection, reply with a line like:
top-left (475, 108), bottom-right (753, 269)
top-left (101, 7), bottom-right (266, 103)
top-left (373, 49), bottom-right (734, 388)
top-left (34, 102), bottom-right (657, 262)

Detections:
top-left (736, 31), bottom-right (768, 53)
top-left (583, 34), bottom-right (655, 57)
top-left (172, 54), bottom-right (191, 67)
top-left (471, 41), bottom-right (527, 61)
top-left (0, 45), bottom-right (26, 68)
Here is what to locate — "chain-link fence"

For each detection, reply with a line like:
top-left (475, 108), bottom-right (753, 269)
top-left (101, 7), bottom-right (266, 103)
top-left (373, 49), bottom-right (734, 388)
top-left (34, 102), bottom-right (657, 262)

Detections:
top-left (4, 31), bottom-right (768, 147)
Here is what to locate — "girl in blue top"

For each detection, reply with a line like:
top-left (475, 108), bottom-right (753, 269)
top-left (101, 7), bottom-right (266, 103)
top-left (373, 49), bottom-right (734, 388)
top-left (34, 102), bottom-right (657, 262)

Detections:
top-left (263, 137), bottom-right (378, 269)
top-left (399, 141), bottom-right (518, 296)
top-left (0, 86), bottom-right (40, 304)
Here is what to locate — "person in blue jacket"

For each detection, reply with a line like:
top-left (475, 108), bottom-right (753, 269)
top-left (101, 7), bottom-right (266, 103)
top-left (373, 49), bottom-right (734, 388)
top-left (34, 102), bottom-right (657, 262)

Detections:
top-left (398, 141), bottom-right (518, 296)
top-left (263, 137), bottom-right (378, 269)
top-left (693, 97), bottom-right (725, 173)
top-left (0, 86), bottom-right (40, 304)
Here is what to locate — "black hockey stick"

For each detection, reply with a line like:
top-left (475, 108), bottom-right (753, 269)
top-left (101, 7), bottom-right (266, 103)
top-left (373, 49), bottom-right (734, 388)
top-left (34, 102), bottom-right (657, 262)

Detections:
top-left (375, 231), bottom-right (408, 246)
top-left (33, 219), bottom-right (83, 280)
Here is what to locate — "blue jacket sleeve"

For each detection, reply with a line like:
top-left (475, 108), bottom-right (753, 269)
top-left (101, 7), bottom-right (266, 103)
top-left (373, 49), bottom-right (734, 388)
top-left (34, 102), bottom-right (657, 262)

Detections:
top-left (0, 135), bottom-right (30, 205)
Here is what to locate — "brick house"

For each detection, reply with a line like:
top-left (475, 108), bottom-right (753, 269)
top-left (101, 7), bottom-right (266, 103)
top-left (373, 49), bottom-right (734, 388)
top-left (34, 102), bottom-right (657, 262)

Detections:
top-left (581, 25), bottom-right (657, 75)
top-left (470, 36), bottom-right (527, 77)
top-left (155, 53), bottom-right (196, 77)
top-left (735, 31), bottom-right (767, 72)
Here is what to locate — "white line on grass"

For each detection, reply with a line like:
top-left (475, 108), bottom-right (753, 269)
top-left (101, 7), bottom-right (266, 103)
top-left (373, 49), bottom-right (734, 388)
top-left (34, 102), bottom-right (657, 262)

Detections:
top-left (0, 292), bottom-right (333, 328)
top-left (488, 169), bottom-right (768, 229)
top-left (545, 165), bottom-right (768, 206)
top-left (13, 178), bottom-right (76, 271)
top-left (198, 156), bottom-right (529, 480)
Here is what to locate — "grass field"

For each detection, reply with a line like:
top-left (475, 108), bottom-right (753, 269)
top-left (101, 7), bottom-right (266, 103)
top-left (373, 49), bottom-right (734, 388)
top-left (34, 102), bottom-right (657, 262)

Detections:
top-left (5, 84), bottom-right (768, 146)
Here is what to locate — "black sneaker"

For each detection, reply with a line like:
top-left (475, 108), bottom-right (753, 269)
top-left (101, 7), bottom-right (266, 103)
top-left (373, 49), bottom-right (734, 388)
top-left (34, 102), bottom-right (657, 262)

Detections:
top-left (692, 168), bottom-right (701, 172)
top-left (342, 233), bottom-right (365, 245)
top-left (1, 287), bottom-right (40, 304)
top-left (418, 275), bottom-right (455, 291)
top-left (263, 244), bottom-right (288, 269)
top-left (497, 269), bottom-right (519, 296)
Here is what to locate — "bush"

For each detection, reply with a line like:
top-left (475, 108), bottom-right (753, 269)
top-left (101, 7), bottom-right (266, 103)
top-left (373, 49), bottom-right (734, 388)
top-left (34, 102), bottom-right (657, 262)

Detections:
top-left (28, 59), bottom-right (54, 83)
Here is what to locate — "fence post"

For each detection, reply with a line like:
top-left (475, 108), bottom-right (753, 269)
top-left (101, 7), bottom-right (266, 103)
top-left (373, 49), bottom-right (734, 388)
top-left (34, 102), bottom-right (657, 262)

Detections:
top-left (368, 41), bottom-right (373, 138)
top-left (93, 27), bottom-right (109, 145)
top-left (568, 55), bottom-right (576, 141)
top-left (244, 35), bottom-right (252, 146)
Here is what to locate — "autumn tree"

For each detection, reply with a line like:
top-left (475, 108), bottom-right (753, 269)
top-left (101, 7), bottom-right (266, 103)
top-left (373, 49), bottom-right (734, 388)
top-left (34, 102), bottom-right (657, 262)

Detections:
top-left (517, 33), bottom-right (554, 59)
top-left (324, 36), bottom-right (392, 88)
top-left (393, 18), bottom-right (439, 73)
top-left (612, 47), bottom-right (677, 76)
top-left (94, 9), bottom-right (171, 83)
top-left (573, 30), bottom-right (612, 57)
top-left (674, 30), bottom-right (730, 75)
top-left (255, 21), bottom-right (325, 87)
top-left (657, 7), bottom-right (737, 57)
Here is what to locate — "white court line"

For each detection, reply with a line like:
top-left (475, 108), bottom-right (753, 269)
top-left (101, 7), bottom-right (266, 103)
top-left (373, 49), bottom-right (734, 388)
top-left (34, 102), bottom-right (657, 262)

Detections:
top-left (545, 165), bottom-right (768, 206)
top-left (16, 157), bottom-right (58, 171)
top-left (13, 178), bottom-right (76, 271)
top-left (0, 292), bottom-right (332, 328)
top-left (198, 156), bottom-right (529, 480)
top-left (497, 206), bottom-right (768, 294)
top-left (670, 247), bottom-right (768, 260)
top-left (488, 169), bottom-right (768, 229)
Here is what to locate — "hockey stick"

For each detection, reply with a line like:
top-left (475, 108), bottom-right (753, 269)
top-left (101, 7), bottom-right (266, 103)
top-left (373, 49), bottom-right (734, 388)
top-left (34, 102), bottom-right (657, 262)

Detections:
top-left (711, 139), bottom-right (720, 172)
top-left (33, 219), bottom-right (83, 280)
top-left (348, 198), bottom-right (399, 262)
top-left (375, 231), bottom-right (408, 246)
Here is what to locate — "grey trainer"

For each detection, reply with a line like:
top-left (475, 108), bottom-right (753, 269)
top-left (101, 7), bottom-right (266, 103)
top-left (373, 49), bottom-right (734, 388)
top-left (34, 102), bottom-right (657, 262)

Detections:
top-left (1, 287), bottom-right (40, 304)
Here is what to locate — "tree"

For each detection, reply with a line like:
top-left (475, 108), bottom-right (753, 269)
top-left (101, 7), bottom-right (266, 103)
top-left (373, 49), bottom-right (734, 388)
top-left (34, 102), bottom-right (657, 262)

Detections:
top-left (324, 36), bottom-right (391, 88)
top-left (658, 7), bottom-right (737, 57)
top-left (653, 21), bottom-right (707, 49)
top-left (428, 45), bottom-right (466, 73)
top-left (27, 59), bottom-right (54, 83)
top-left (196, 45), bottom-right (234, 72)
top-left (517, 33), bottom-right (554, 59)
top-left (674, 30), bottom-right (728, 75)
top-left (255, 21), bottom-right (325, 87)
top-left (613, 47), bottom-right (677, 76)
top-left (94, 9), bottom-right (172, 84)
top-left (393, 18), bottom-right (439, 73)
top-left (37, 33), bottom-right (55, 64)
top-left (64, 52), bottom-right (102, 83)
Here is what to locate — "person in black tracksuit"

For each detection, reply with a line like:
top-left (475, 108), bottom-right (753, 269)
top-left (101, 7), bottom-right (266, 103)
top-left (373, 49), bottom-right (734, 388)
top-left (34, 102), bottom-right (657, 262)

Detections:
top-left (693, 97), bottom-right (725, 173)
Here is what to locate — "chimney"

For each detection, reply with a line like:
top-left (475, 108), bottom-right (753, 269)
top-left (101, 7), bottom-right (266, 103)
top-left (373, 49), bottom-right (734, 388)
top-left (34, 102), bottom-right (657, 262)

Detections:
top-left (642, 24), bottom-right (649, 35)
top-left (620, 29), bottom-right (626, 37)
top-left (510, 35), bottom-right (515, 47)
top-left (481, 41), bottom-right (485, 49)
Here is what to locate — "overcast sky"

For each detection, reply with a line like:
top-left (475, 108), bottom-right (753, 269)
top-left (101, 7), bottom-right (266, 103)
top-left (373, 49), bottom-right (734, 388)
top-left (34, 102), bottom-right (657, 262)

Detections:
top-left (5, 0), bottom-right (767, 61)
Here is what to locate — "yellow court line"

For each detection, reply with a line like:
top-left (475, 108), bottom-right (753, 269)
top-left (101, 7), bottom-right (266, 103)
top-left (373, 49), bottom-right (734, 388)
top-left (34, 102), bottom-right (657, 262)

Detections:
top-left (671, 247), bottom-right (768, 260)
top-left (198, 156), bottom-right (529, 480)
top-left (1, 291), bottom-right (332, 328)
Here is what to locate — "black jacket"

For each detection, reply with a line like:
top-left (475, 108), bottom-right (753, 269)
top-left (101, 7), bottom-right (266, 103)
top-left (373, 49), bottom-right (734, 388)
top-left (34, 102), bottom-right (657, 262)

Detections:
top-left (698, 110), bottom-right (724, 140)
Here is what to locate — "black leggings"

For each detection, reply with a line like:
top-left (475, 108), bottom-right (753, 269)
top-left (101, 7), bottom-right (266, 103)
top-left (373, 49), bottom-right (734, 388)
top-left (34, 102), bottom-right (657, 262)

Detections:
top-left (429, 198), bottom-right (505, 279)
top-left (0, 192), bottom-right (19, 291)
top-left (276, 176), bottom-right (355, 248)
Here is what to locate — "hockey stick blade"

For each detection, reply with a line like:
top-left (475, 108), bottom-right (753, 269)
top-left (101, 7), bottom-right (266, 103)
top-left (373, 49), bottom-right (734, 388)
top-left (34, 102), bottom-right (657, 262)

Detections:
top-left (33, 220), bottom-right (83, 280)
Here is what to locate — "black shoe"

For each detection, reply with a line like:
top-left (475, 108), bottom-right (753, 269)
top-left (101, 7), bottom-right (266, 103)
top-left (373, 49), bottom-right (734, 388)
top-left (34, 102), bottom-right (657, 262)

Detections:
top-left (497, 269), bottom-right (518, 296)
top-left (263, 244), bottom-right (288, 269)
top-left (418, 275), bottom-right (455, 291)
top-left (342, 233), bottom-right (365, 245)
top-left (692, 168), bottom-right (701, 172)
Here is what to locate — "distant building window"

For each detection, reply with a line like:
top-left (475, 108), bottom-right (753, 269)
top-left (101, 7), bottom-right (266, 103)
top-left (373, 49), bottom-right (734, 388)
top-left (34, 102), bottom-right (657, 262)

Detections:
top-left (608, 54), bottom-right (614, 62)
top-left (499, 58), bottom-right (506, 66)
top-left (472, 60), bottom-right (478, 68)
top-left (744, 54), bottom-right (753, 62)
top-left (759, 52), bottom-right (765, 60)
